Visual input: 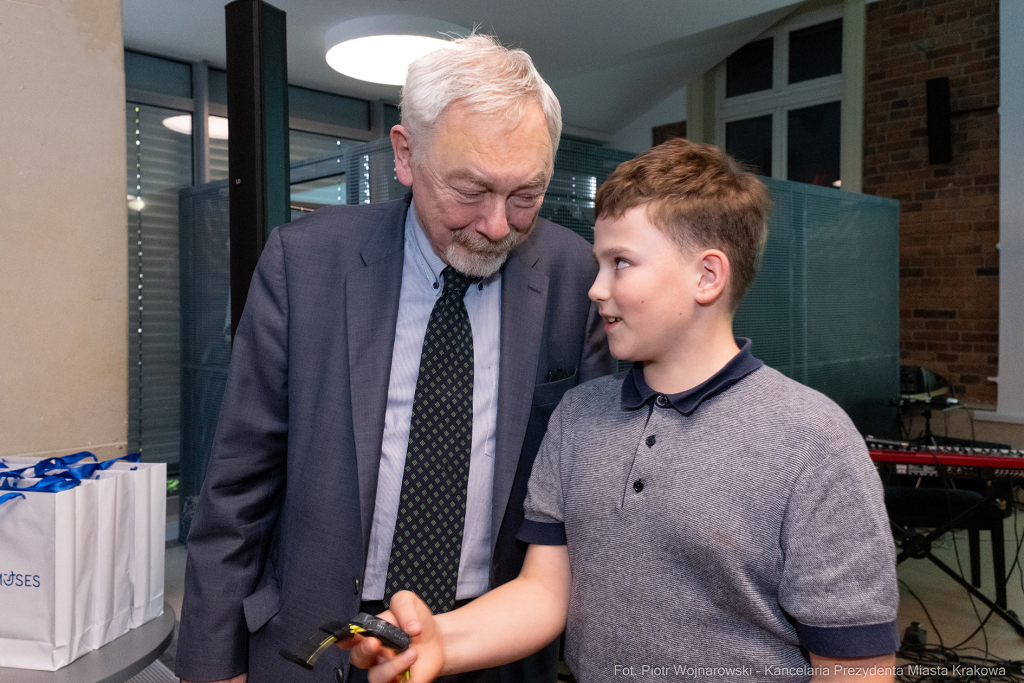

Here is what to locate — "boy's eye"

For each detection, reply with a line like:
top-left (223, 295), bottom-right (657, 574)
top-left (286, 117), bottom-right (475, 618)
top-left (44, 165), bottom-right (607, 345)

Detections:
top-left (614, 258), bottom-right (630, 270)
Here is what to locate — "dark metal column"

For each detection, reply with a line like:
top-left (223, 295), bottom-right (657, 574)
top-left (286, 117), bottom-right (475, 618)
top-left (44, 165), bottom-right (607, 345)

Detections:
top-left (225, 0), bottom-right (290, 339)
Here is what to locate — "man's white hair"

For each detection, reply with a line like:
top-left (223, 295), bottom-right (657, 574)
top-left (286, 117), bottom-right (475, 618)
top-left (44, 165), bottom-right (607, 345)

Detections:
top-left (401, 33), bottom-right (562, 162)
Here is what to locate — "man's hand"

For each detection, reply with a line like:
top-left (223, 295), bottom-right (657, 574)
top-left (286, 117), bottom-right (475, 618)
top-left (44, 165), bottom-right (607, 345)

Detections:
top-left (181, 676), bottom-right (246, 683)
top-left (341, 591), bottom-right (444, 683)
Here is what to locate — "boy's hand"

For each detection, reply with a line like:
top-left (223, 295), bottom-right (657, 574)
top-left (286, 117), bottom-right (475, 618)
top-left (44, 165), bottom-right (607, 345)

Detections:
top-left (340, 591), bottom-right (445, 683)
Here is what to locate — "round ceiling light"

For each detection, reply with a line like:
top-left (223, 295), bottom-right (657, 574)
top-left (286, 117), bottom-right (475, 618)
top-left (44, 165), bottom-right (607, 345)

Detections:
top-left (325, 16), bottom-right (468, 86)
top-left (162, 114), bottom-right (230, 140)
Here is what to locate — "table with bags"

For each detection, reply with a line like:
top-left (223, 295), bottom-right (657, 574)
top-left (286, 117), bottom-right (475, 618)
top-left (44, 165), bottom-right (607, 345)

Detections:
top-left (0, 453), bottom-right (173, 680)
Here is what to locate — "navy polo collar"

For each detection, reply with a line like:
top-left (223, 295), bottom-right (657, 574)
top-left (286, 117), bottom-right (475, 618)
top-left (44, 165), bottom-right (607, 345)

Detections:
top-left (621, 338), bottom-right (763, 415)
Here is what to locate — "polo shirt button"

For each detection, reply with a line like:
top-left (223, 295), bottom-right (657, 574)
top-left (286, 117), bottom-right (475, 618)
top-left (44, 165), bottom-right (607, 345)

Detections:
top-left (646, 435), bottom-right (656, 447)
top-left (432, 281), bottom-right (439, 289)
top-left (633, 479), bottom-right (644, 493)
top-left (656, 395), bottom-right (669, 407)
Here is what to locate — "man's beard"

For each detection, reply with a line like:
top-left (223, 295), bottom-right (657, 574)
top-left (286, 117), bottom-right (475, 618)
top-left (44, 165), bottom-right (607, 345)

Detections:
top-left (444, 227), bottom-right (520, 278)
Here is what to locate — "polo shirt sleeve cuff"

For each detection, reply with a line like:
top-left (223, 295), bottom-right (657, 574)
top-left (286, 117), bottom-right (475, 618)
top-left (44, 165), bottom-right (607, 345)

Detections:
top-left (517, 519), bottom-right (567, 545)
top-left (796, 620), bottom-right (900, 658)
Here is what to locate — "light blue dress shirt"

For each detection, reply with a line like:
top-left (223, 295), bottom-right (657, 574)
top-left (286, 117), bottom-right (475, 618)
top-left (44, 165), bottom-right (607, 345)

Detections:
top-left (362, 202), bottom-right (501, 601)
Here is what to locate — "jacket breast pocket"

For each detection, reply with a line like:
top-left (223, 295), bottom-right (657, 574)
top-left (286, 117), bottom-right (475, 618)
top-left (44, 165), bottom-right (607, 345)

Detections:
top-left (531, 371), bottom-right (578, 408)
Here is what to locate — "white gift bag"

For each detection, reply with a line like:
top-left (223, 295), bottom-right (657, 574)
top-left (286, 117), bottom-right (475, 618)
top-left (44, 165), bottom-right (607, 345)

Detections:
top-left (38, 456), bottom-right (141, 650)
top-left (0, 477), bottom-right (96, 671)
top-left (105, 462), bottom-right (166, 626)
top-left (83, 469), bottom-right (134, 649)
top-left (19, 454), bottom-right (139, 652)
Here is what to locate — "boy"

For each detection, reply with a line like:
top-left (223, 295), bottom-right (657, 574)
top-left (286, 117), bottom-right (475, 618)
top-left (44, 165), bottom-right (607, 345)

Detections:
top-left (348, 139), bottom-right (900, 682)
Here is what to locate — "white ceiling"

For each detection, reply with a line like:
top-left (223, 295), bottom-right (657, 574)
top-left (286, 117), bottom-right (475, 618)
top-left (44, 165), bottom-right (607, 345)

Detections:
top-left (122, 0), bottom-right (804, 139)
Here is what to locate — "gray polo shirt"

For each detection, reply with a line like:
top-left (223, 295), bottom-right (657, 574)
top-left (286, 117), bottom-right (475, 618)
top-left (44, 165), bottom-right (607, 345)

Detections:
top-left (519, 340), bottom-right (899, 682)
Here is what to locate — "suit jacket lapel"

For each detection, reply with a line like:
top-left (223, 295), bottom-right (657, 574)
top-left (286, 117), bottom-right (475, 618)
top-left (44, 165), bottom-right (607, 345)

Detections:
top-left (491, 245), bottom-right (548, 547)
top-left (348, 204), bottom-right (407, 551)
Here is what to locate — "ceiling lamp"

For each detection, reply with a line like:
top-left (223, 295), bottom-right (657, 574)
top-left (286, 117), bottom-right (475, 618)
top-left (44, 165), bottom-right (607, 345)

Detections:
top-left (162, 114), bottom-right (230, 140)
top-left (325, 16), bottom-right (468, 86)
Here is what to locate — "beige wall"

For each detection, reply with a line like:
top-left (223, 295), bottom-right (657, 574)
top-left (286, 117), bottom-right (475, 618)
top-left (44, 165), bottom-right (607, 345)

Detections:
top-left (0, 0), bottom-right (127, 460)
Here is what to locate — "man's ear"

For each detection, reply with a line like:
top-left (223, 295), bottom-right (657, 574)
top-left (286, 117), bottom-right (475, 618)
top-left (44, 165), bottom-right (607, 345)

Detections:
top-left (695, 249), bottom-right (731, 306)
top-left (391, 125), bottom-right (414, 188)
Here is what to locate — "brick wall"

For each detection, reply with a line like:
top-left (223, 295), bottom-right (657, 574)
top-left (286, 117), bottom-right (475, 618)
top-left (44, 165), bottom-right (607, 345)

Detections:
top-left (863, 0), bottom-right (999, 407)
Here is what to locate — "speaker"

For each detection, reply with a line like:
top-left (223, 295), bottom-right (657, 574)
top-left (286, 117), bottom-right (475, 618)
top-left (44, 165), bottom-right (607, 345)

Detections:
top-left (926, 77), bottom-right (952, 164)
top-left (225, 0), bottom-right (290, 340)
top-left (900, 365), bottom-right (948, 397)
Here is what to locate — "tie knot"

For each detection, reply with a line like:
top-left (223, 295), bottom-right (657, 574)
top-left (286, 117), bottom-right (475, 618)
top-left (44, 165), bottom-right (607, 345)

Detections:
top-left (442, 267), bottom-right (473, 299)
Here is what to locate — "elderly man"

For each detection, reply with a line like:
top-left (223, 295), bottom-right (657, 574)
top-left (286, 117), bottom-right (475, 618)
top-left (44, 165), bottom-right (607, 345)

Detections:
top-left (175, 34), bottom-right (611, 683)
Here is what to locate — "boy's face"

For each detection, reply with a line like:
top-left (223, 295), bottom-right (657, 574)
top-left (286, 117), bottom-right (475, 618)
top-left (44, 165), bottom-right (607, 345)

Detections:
top-left (589, 206), bottom-right (704, 364)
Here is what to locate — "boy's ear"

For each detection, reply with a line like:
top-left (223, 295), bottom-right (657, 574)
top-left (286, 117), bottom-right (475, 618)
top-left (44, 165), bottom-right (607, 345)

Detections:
top-left (391, 125), bottom-right (415, 187)
top-left (695, 249), bottom-right (730, 306)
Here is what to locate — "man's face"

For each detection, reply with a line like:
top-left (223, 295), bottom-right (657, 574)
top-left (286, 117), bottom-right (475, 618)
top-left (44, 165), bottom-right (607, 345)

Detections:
top-left (392, 101), bottom-right (553, 277)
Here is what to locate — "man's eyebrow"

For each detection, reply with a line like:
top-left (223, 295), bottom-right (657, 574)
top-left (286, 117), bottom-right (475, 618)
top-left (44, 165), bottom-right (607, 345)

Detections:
top-left (449, 169), bottom-right (491, 189)
top-left (448, 169), bottom-right (550, 192)
top-left (520, 172), bottom-right (550, 190)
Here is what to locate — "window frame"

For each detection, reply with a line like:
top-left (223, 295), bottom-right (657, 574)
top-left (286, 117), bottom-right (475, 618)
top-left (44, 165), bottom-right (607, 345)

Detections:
top-left (714, 4), bottom-right (844, 183)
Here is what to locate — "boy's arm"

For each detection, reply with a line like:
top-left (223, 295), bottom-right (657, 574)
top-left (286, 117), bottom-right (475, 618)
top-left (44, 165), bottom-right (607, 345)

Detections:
top-left (348, 544), bottom-right (571, 683)
top-left (809, 653), bottom-right (896, 682)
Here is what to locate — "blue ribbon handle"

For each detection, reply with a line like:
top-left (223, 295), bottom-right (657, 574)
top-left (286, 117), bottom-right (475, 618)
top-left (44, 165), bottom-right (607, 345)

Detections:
top-left (0, 492), bottom-right (25, 506)
top-left (56, 453), bottom-right (143, 480)
top-left (0, 476), bottom-right (80, 493)
top-left (31, 452), bottom-right (98, 478)
top-left (32, 452), bottom-right (140, 479)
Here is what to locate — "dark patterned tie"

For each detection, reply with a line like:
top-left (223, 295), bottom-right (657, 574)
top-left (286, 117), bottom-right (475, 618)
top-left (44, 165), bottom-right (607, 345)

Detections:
top-left (384, 267), bottom-right (474, 614)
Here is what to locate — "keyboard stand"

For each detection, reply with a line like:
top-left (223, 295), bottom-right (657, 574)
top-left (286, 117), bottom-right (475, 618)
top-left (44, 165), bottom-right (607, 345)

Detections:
top-left (890, 493), bottom-right (1024, 637)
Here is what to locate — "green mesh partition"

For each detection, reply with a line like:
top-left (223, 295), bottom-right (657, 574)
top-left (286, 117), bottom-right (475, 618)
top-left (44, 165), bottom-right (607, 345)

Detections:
top-left (734, 179), bottom-right (901, 438)
top-left (347, 138), bottom-right (407, 205)
top-left (539, 140), bottom-right (635, 244)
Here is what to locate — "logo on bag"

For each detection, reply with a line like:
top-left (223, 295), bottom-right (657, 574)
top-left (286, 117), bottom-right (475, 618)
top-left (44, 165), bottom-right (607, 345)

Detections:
top-left (1, 572), bottom-right (41, 588)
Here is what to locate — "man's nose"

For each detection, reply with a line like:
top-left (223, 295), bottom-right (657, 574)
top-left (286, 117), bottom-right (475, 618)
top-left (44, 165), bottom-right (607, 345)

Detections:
top-left (476, 197), bottom-right (511, 241)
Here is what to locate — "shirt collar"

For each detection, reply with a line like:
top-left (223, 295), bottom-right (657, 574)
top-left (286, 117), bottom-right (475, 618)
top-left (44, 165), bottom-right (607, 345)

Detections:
top-left (621, 338), bottom-right (764, 415)
top-left (406, 200), bottom-right (447, 290)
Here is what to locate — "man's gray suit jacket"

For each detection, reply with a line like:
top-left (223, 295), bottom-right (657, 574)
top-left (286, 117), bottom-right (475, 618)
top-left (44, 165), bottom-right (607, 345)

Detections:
top-left (175, 197), bottom-right (612, 682)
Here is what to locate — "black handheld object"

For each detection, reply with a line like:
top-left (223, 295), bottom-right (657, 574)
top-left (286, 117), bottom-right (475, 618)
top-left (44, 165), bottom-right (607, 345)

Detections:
top-left (280, 612), bottom-right (411, 670)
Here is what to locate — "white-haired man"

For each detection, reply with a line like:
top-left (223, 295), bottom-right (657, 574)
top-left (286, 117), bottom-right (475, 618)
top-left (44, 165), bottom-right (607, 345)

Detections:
top-left (175, 35), bottom-right (611, 683)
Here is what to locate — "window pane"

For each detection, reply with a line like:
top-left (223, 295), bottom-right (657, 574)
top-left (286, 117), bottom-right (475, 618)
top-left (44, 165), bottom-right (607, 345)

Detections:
top-left (384, 104), bottom-right (401, 130)
top-left (288, 85), bottom-right (370, 130)
top-left (126, 103), bottom-right (193, 465)
top-left (726, 115), bottom-right (772, 177)
top-left (207, 129), bottom-right (362, 181)
top-left (726, 38), bottom-right (773, 98)
top-left (290, 130), bottom-right (360, 164)
top-left (125, 51), bottom-right (192, 99)
top-left (789, 19), bottom-right (843, 84)
top-left (291, 174), bottom-right (347, 210)
top-left (787, 101), bottom-right (841, 187)
top-left (210, 136), bottom-right (229, 182)
top-left (209, 68), bottom-right (227, 106)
